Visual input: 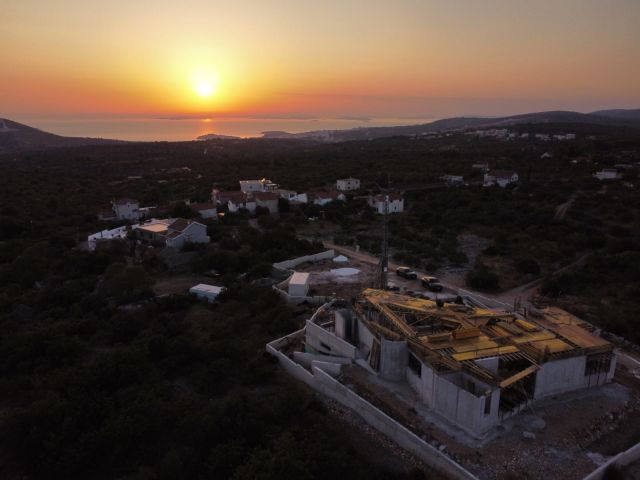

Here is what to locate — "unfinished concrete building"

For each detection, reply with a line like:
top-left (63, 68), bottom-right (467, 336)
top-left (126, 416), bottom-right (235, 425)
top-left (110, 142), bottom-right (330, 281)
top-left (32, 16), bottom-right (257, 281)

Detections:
top-left (300, 289), bottom-right (616, 438)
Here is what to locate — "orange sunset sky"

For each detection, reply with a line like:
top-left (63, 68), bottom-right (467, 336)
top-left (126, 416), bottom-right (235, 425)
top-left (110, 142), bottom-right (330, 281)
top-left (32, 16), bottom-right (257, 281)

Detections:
top-left (2, 0), bottom-right (640, 121)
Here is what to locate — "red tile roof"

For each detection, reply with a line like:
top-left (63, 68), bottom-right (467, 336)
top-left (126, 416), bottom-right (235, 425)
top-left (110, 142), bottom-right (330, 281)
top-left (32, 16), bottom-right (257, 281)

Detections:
top-left (190, 202), bottom-right (216, 211)
top-left (254, 192), bottom-right (279, 201)
top-left (168, 218), bottom-right (191, 232)
top-left (374, 193), bottom-right (403, 202)
top-left (487, 170), bottom-right (517, 179)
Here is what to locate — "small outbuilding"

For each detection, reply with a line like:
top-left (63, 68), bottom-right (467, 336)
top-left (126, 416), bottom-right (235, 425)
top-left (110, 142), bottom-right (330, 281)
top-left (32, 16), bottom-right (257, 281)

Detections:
top-left (288, 272), bottom-right (310, 297)
top-left (189, 284), bottom-right (224, 302)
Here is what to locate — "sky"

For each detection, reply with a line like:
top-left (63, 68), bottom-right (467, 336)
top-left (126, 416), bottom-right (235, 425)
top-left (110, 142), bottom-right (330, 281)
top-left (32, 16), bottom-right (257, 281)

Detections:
top-left (2, 0), bottom-right (640, 124)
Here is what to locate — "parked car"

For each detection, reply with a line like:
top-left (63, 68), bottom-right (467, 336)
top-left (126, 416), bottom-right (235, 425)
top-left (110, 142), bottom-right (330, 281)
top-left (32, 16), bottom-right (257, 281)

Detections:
top-left (396, 267), bottom-right (417, 279)
top-left (421, 275), bottom-right (444, 292)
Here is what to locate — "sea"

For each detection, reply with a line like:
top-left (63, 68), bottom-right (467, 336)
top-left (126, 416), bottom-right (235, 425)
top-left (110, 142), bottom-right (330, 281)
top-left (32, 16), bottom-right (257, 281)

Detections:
top-left (19, 115), bottom-right (438, 142)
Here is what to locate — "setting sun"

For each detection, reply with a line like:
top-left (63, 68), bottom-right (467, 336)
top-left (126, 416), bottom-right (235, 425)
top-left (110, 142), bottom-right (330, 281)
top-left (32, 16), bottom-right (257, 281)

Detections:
top-left (191, 70), bottom-right (219, 100)
top-left (195, 81), bottom-right (215, 98)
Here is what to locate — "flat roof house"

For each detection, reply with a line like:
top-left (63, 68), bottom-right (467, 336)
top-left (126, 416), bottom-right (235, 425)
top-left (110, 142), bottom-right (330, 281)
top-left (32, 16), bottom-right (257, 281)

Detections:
top-left (239, 178), bottom-right (279, 193)
top-left (111, 198), bottom-right (141, 221)
top-left (189, 283), bottom-right (224, 302)
top-left (336, 177), bottom-right (360, 191)
top-left (288, 272), bottom-right (310, 297)
top-left (483, 170), bottom-right (519, 188)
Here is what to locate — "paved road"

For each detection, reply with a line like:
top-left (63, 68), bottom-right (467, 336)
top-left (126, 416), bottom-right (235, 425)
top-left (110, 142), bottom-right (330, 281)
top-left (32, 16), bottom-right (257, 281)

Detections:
top-left (323, 241), bottom-right (514, 310)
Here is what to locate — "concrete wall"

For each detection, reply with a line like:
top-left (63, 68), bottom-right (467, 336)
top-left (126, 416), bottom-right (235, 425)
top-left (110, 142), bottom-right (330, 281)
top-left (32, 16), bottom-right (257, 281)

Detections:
top-left (311, 360), bottom-right (343, 377)
top-left (534, 356), bottom-right (587, 399)
top-left (311, 366), bottom-right (478, 480)
top-left (272, 250), bottom-right (336, 270)
top-left (265, 335), bottom-right (478, 479)
top-left (474, 357), bottom-right (499, 374)
top-left (408, 362), bottom-right (499, 437)
top-left (266, 329), bottom-right (315, 387)
top-left (272, 286), bottom-right (331, 305)
top-left (582, 440), bottom-right (640, 480)
top-left (356, 318), bottom-right (376, 359)
top-left (305, 320), bottom-right (357, 359)
top-left (293, 351), bottom-right (352, 369)
top-left (379, 339), bottom-right (408, 381)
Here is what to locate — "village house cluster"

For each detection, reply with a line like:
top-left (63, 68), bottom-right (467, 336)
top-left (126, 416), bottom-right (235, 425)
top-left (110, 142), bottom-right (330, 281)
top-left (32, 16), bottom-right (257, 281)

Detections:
top-left (466, 129), bottom-right (576, 141)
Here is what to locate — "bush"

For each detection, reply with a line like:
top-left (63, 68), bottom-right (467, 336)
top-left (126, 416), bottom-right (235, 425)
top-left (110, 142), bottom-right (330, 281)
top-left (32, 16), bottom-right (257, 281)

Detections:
top-left (515, 257), bottom-right (540, 275)
top-left (466, 263), bottom-right (500, 290)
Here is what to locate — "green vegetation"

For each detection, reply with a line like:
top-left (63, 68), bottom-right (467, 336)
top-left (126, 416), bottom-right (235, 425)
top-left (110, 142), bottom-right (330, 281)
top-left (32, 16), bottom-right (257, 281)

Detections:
top-left (0, 124), bottom-right (638, 476)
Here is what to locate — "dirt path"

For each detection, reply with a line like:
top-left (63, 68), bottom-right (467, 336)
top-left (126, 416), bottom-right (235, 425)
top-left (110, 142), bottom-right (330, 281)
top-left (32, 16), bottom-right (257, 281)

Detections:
top-left (554, 192), bottom-right (579, 221)
top-left (324, 241), bottom-right (595, 313)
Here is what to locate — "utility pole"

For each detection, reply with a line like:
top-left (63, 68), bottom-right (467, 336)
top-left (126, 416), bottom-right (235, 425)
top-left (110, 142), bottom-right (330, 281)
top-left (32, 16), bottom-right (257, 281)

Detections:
top-left (375, 172), bottom-right (390, 290)
top-left (376, 194), bottom-right (389, 289)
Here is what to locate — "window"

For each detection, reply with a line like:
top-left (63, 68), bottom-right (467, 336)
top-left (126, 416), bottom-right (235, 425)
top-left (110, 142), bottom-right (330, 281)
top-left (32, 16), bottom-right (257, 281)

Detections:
top-left (319, 342), bottom-right (332, 352)
top-left (408, 353), bottom-right (421, 376)
top-left (484, 392), bottom-right (492, 415)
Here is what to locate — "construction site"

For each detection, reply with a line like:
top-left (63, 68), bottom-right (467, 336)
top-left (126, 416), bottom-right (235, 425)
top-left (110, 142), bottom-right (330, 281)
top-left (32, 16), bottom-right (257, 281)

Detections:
top-left (266, 195), bottom-right (640, 480)
top-left (267, 288), bottom-right (640, 479)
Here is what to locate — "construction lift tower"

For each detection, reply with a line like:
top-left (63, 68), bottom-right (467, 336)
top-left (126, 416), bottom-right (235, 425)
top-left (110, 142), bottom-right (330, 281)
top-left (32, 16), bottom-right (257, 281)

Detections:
top-left (376, 194), bottom-right (390, 289)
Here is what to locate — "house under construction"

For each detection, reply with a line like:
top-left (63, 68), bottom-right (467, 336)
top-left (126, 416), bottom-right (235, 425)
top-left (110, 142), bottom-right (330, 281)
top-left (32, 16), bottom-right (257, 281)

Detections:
top-left (303, 289), bottom-right (616, 437)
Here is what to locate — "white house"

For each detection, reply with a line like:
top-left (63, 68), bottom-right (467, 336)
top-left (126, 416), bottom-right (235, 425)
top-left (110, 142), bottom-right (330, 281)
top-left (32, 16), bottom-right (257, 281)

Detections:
top-left (189, 284), bottom-right (224, 302)
top-left (136, 218), bottom-right (210, 249)
top-left (239, 178), bottom-right (279, 193)
top-left (311, 191), bottom-right (346, 206)
top-left (288, 272), bottom-right (310, 297)
top-left (472, 163), bottom-right (489, 172)
top-left (369, 193), bottom-right (404, 214)
top-left (277, 189), bottom-right (308, 204)
top-left (336, 177), bottom-right (360, 191)
top-left (594, 169), bottom-right (620, 181)
top-left (112, 198), bottom-right (141, 221)
top-left (164, 219), bottom-right (210, 249)
top-left (483, 170), bottom-right (519, 188)
top-left (87, 226), bottom-right (130, 251)
top-left (254, 192), bottom-right (280, 214)
top-left (190, 202), bottom-right (218, 219)
top-left (441, 174), bottom-right (464, 184)
top-left (227, 193), bottom-right (257, 213)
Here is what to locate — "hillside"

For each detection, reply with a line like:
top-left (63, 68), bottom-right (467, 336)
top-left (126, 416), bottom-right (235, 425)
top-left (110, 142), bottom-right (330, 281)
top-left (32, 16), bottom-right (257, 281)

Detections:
top-left (259, 109), bottom-right (640, 142)
top-left (0, 118), bottom-right (123, 153)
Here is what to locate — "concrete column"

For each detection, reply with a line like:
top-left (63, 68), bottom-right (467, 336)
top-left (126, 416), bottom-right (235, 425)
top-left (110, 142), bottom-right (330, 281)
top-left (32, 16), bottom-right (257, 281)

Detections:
top-left (379, 339), bottom-right (408, 381)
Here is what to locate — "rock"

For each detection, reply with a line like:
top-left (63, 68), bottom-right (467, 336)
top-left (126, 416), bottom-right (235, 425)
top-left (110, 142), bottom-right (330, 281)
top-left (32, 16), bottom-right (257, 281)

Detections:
top-left (438, 444), bottom-right (447, 452)
top-left (523, 431), bottom-right (536, 440)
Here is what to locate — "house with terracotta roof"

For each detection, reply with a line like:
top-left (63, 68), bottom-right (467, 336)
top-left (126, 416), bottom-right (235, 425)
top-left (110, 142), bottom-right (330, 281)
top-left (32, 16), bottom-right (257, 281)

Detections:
top-left (189, 202), bottom-right (217, 219)
top-left (483, 170), bottom-right (519, 188)
top-left (310, 191), bottom-right (346, 206)
top-left (254, 191), bottom-right (280, 213)
top-left (136, 218), bottom-right (210, 249)
top-left (369, 193), bottom-right (404, 214)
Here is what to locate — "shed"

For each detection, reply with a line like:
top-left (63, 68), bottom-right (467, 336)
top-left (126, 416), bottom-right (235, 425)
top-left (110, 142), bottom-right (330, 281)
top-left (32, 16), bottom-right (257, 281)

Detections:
top-left (288, 272), bottom-right (310, 297)
top-left (189, 283), bottom-right (224, 302)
